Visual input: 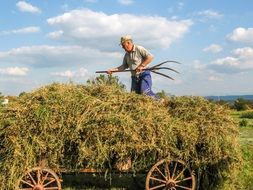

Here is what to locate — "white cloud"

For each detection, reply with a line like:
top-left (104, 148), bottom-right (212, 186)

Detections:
top-left (198, 9), bottom-right (223, 20)
top-left (193, 60), bottom-right (206, 71)
top-left (227, 27), bottom-right (253, 44)
top-left (0, 67), bottom-right (29, 76)
top-left (0, 26), bottom-right (40, 35)
top-left (0, 45), bottom-right (121, 68)
top-left (208, 75), bottom-right (223, 81)
top-left (233, 47), bottom-right (253, 59)
top-left (51, 70), bottom-right (74, 78)
top-left (16, 1), bottom-right (41, 14)
top-left (51, 68), bottom-right (88, 78)
top-left (118, 0), bottom-right (134, 5)
top-left (47, 9), bottom-right (193, 50)
top-left (203, 44), bottom-right (223, 53)
top-left (210, 47), bottom-right (253, 73)
top-left (47, 30), bottom-right (64, 39)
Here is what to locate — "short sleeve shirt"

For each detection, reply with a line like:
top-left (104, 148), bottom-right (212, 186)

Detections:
top-left (122, 45), bottom-right (152, 76)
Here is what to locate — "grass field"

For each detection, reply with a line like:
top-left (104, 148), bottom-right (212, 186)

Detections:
top-left (63, 110), bottom-right (253, 190)
top-left (229, 110), bottom-right (253, 190)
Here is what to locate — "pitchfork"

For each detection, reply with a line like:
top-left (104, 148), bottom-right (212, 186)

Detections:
top-left (95, 60), bottom-right (180, 80)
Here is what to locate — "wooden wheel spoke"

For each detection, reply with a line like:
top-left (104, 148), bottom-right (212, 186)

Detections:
top-left (164, 160), bottom-right (171, 179)
top-left (171, 161), bottom-right (178, 179)
top-left (44, 178), bottom-right (56, 187)
top-left (18, 167), bottom-right (61, 190)
top-left (154, 166), bottom-right (167, 180)
top-left (27, 172), bottom-right (37, 185)
top-left (146, 159), bottom-right (196, 190)
top-left (175, 184), bottom-right (192, 190)
top-left (175, 176), bottom-right (193, 183)
top-left (149, 176), bottom-right (167, 184)
top-left (41, 172), bottom-right (49, 184)
top-left (37, 169), bottom-right (41, 184)
top-left (174, 165), bottom-right (187, 181)
top-left (150, 183), bottom-right (166, 190)
top-left (20, 179), bottom-right (34, 187)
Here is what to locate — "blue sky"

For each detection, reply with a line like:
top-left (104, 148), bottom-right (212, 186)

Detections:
top-left (1, 0), bottom-right (253, 96)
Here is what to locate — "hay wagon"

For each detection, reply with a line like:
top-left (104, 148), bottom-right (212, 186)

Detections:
top-left (17, 155), bottom-right (196, 190)
top-left (1, 83), bottom-right (240, 190)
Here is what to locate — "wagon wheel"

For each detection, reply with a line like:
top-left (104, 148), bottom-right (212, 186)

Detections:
top-left (17, 167), bottom-right (62, 190)
top-left (146, 159), bottom-right (196, 190)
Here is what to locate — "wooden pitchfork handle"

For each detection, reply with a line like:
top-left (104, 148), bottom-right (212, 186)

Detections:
top-left (96, 60), bottom-right (181, 74)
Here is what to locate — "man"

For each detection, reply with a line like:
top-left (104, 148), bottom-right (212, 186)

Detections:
top-left (107, 35), bottom-right (157, 98)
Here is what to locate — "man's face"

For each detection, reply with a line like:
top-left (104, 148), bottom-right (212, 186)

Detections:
top-left (122, 40), bottom-right (133, 52)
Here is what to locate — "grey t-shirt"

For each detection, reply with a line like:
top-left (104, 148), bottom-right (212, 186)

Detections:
top-left (122, 45), bottom-right (152, 76)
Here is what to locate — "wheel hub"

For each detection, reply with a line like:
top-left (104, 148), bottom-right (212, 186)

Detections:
top-left (33, 185), bottom-right (44, 190)
top-left (166, 179), bottom-right (176, 190)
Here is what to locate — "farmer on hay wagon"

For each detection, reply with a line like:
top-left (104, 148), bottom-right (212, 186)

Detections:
top-left (107, 35), bottom-right (158, 99)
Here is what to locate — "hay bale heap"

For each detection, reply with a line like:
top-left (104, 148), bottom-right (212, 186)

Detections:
top-left (0, 83), bottom-right (241, 189)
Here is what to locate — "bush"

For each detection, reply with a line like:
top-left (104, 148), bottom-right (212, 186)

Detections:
top-left (0, 92), bottom-right (4, 106)
top-left (239, 119), bottom-right (249, 127)
top-left (233, 98), bottom-right (251, 111)
top-left (240, 111), bottom-right (253, 119)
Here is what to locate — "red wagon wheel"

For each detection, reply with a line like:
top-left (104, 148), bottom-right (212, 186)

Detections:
top-left (17, 167), bottom-right (62, 190)
top-left (146, 159), bottom-right (196, 190)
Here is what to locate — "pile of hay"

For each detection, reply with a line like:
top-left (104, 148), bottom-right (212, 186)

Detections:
top-left (0, 82), bottom-right (241, 189)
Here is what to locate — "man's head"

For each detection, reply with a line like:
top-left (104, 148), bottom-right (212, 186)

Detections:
top-left (120, 35), bottom-right (134, 52)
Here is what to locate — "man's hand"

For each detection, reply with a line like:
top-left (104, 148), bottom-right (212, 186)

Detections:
top-left (136, 64), bottom-right (145, 73)
top-left (106, 69), bottom-right (113, 75)
top-left (106, 68), bottom-right (118, 75)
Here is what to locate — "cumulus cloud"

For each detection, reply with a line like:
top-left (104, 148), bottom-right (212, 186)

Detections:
top-left (209, 47), bottom-right (253, 73)
top-left (227, 27), bottom-right (253, 44)
top-left (203, 44), bottom-right (223, 53)
top-left (47, 9), bottom-right (193, 50)
top-left (208, 75), bottom-right (223, 81)
top-left (118, 0), bottom-right (134, 5)
top-left (47, 30), bottom-right (64, 39)
top-left (0, 67), bottom-right (29, 76)
top-left (193, 60), bottom-right (206, 71)
top-left (0, 26), bottom-right (40, 35)
top-left (16, 1), bottom-right (41, 14)
top-left (0, 45), bottom-right (121, 68)
top-left (51, 68), bottom-right (88, 78)
top-left (197, 9), bottom-right (223, 19)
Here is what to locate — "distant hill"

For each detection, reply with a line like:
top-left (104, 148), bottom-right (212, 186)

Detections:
top-left (205, 95), bottom-right (253, 101)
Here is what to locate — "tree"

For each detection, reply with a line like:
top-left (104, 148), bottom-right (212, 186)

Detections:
top-left (156, 90), bottom-right (170, 99)
top-left (233, 98), bottom-right (249, 111)
top-left (19, 91), bottom-right (27, 97)
top-left (0, 92), bottom-right (4, 105)
top-left (0, 92), bottom-right (4, 111)
top-left (87, 74), bottom-right (126, 90)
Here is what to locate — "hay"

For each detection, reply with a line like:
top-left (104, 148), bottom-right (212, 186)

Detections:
top-left (166, 96), bottom-right (241, 189)
top-left (0, 82), bottom-right (241, 189)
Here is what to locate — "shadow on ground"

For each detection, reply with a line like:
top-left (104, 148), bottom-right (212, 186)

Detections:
top-left (62, 172), bottom-right (146, 190)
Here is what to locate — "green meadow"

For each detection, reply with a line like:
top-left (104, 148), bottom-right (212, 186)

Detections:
top-left (225, 110), bottom-right (253, 190)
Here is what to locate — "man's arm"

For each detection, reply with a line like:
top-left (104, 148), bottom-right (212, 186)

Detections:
top-left (136, 54), bottom-right (154, 72)
top-left (107, 64), bottom-right (127, 74)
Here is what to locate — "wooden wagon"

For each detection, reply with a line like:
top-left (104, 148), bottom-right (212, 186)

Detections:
top-left (17, 157), bottom-right (196, 190)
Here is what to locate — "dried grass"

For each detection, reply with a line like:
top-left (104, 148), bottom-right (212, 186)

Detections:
top-left (0, 83), bottom-right (241, 189)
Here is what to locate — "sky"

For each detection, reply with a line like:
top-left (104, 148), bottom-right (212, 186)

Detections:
top-left (1, 0), bottom-right (253, 96)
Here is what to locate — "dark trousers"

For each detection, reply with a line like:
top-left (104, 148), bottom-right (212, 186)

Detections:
top-left (131, 70), bottom-right (157, 98)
